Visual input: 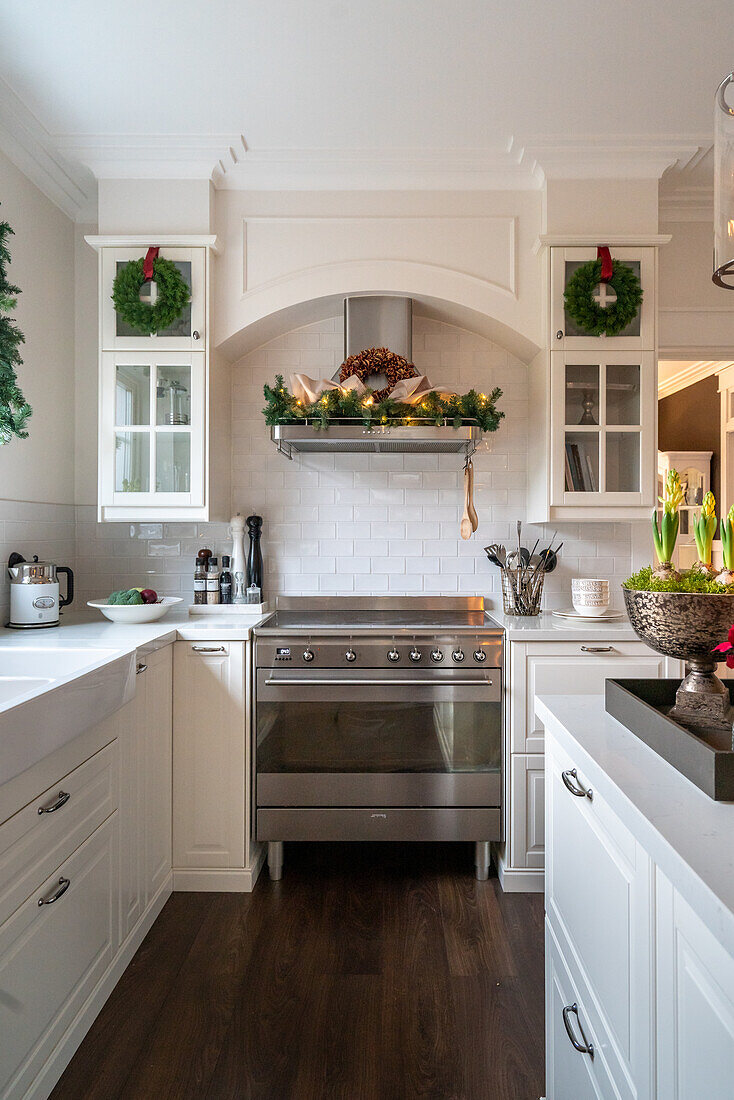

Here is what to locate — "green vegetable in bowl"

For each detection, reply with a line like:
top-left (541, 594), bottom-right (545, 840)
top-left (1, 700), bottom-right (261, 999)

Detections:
top-left (107, 588), bottom-right (145, 605)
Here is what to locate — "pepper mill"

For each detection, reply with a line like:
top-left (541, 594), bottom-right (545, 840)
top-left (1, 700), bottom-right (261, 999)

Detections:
top-left (246, 515), bottom-right (264, 598)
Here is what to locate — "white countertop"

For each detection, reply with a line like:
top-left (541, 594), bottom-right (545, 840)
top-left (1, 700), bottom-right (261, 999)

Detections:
top-left (0, 607), bottom-right (269, 655)
top-left (537, 693), bottom-right (734, 957)
top-left (489, 608), bottom-right (638, 641)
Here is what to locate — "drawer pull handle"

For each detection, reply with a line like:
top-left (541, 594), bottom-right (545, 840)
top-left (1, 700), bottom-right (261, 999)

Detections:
top-left (38, 790), bottom-right (70, 815)
top-left (136, 662), bottom-right (148, 675)
top-left (562, 1003), bottom-right (594, 1058)
top-left (38, 877), bottom-right (70, 907)
top-left (580, 645), bottom-right (613, 653)
top-left (192, 645), bottom-right (226, 653)
top-left (562, 768), bottom-right (593, 801)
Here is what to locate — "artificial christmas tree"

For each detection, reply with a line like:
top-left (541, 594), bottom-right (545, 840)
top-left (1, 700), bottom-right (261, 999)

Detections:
top-left (0, 215), bottom-right (31, 443)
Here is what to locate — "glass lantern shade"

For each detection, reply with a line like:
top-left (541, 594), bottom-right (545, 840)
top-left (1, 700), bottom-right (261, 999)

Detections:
top-left (714, 72), bottom-right (734, 288)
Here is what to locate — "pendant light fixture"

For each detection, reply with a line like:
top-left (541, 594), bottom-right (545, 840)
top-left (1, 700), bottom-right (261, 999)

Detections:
top-left (714, 72), bottom-right (734, 288)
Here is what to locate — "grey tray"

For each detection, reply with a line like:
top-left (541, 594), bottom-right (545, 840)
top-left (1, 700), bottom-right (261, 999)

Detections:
top-left (605, 679), bottom-right (734, 801)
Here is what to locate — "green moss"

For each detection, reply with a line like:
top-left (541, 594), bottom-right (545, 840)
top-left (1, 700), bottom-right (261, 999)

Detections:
top-left (623, 565), bottom-right (734, 594)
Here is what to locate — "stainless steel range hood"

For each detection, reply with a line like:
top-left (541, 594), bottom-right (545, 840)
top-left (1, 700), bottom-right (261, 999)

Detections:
top-left (272, 422), bottom-right (480, 458)
top-left (271, 296), bottom-right (481, 458)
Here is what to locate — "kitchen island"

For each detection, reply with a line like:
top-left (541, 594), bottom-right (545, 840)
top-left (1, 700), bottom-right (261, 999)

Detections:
top-left (539, 692), bottom-right (734, 1099)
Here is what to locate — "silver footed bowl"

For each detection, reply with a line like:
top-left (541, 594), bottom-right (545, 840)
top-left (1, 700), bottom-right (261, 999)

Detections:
top-left (622, 588), bottom-right (734, 662)
top-left (623, 587), bottom-right (734, 731)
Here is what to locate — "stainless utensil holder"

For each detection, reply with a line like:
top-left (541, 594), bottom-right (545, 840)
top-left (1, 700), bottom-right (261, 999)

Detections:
top-left (500, 566), bottom-right (545, 616)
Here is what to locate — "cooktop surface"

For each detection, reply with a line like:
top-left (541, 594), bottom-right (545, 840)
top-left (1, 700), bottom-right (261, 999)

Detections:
top-left (256, 610), bottom-right (501, 631)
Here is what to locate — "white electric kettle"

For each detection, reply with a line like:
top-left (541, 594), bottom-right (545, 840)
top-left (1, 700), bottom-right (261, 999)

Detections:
top-left (7, 553), bottom-right (74, 629)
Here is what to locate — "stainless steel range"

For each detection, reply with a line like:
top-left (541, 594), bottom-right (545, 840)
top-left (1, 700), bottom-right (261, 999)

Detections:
top-left (253, 597), bottom-right (504, 881)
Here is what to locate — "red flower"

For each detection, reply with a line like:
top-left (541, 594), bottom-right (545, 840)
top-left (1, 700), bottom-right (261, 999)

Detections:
top-left (713, 625), bottom-right (734, 667)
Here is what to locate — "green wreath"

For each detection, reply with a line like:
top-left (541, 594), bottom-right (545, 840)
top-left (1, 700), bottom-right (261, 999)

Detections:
top-left (112, 256), bottom-right (190, 335)
top-left (563, 258), bottom-right (643, 337)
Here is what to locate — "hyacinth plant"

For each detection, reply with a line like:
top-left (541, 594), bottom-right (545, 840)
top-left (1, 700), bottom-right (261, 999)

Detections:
top-left (693, 491), bottom-right (718, 577)
top-left (719, 504), bottom-right (734, 586)
top-left (652, 468), bottom-right (684, 580)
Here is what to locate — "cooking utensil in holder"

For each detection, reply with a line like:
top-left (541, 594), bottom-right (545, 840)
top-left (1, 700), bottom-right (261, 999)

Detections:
top-left (500, 562), bottom-right (546, 616)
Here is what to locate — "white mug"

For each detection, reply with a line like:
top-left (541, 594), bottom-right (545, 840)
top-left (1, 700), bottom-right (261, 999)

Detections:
top-left (571, 578), bottom-right (610, 617)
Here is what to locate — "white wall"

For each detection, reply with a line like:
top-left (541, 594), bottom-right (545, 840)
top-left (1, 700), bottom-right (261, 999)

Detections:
top-left (0, 149), bottom-right (76, 618)
top-left (75, 312), bottom-right (633, 610)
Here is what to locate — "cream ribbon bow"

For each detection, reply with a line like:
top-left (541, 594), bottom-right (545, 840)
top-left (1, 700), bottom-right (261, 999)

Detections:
top-left (390, 375), bottom-right (457, 404)
top-left (290, 373), bottom-right (367, 404)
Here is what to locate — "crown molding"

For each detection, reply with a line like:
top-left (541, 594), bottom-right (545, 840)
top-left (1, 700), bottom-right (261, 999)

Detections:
top-left (534, 233), bottom-right (672, 254)
top-left (0, 79), bottom-right (96, 221)
top-left (659, 184), bottom-right (713, 222)
top-left (84, 234), bottom-right (219, 253)
top-left (55, 133), bottom-right (249, 182)
top-left (658, 359), bottom-right (733, 400)
top-left (516, 135), bottom-right (706, 183)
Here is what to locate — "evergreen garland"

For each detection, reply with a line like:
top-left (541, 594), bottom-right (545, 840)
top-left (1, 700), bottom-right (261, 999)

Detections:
top-left (263, 375), bottom-right (504, 433)
top-left (563, 258), bottom-right (643, 337)
top-left (112, 256), bottom-right (190, 335)
top-left (0, 216), bottom-right (31, 443)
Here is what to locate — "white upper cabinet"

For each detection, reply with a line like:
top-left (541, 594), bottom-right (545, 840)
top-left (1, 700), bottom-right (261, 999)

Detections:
top-left (528, 240), bottom-right (661, 523)
top-left (551, 246), bottom-right (655, 351)
top-left (87, 236), bottom-right (230, 523)
top-left (99, 244), bottom-right (207, 352)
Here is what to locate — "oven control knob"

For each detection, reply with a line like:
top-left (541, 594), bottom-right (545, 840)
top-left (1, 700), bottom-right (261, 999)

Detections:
top-left (387, 648), bottom-right (400, 663)
top-left (452, 649), bottom-right (465, 663)
top-left (302, 648), bottom-right (315, 662)
top-left (409, 648), bottom-right (422, 662)
top-left (431, 649), bottom-right (444, 662)
top-left (345, 648), bottom-right (357, 663)
top-left (473, 649), bottom-right (487, 663)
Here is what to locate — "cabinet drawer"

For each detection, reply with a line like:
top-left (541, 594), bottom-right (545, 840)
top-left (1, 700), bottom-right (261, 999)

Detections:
top-left (512, 642), bottom-right (680, 753)
top-left (0, 741), bottom-right (118, 927)
top-left (546, 920), bottom-right (621, 1100)
top-left (546, 740), bottom-right (652, 1096)
top-left (0, 815), bottom-right (118, 1100)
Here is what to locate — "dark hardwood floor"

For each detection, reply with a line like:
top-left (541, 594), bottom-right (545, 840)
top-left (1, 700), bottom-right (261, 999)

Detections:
top-left (51, 843), bottom-right (545, 1100)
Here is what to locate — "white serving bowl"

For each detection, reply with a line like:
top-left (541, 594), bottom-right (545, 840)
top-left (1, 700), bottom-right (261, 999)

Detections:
top-left (87, 596), bottom-right (183, 624)
top-left (571, 578), bottom-right (610, 618)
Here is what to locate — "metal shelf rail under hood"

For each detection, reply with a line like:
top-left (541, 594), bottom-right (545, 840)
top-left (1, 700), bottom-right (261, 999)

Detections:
top-left (271, 420), bottom-right (481, 458)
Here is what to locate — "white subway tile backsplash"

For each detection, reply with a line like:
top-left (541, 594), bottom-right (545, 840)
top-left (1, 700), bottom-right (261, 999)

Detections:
top-left (75, 314), bottom-right (634, 604)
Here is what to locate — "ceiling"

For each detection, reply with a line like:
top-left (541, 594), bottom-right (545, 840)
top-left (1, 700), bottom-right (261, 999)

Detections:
top-left (0, 0), bottom-right (731, 213)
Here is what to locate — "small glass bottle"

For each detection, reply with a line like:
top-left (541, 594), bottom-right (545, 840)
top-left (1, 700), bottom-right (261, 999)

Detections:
top-left (193, 555), bottom-right (207, 605)
top-left (206, 557), bottom-right (220, 604)
top-left (220, 555), bottom-right (233, 605)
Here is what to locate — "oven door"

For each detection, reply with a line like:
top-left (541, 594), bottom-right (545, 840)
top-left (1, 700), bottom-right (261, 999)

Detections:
top-left (255, 667), bottom-right (502, 808)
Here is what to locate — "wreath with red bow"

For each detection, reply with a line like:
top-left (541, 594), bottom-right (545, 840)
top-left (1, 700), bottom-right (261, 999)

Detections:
top-left (563, 247), bottom-right (643, 338)
top-left (112, 247), bottom-right (190, 336)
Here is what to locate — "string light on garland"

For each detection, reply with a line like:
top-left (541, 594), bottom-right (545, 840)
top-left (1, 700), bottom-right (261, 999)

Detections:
top-left (262, 374), bottom-right (504, 434)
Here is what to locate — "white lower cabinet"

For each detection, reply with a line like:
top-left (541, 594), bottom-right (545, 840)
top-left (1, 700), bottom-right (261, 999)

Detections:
top-left (119, 645), bottom-right (172, 944)
top-left (0, 815), bottom-right (118, 1100)
top-left (655, 870), bottom-right (734, 1098)
top-left (173, 641), bottom-right (257, 886)
top-left (500, 640), bottom-right (683, 890)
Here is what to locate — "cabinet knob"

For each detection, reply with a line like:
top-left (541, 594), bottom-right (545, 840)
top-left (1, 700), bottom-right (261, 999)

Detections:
top-left (193, 330), bottom-right (201, 340)
top-left (136, 662), bottom-right (148, 674)
top-left (556, 330), bottom-right (564, 340)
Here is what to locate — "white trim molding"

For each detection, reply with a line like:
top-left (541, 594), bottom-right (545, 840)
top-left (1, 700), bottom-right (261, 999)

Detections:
top-left (0, 78), bottom-right (96, 221)
top-left (658, 359), bottom-right (734, 400)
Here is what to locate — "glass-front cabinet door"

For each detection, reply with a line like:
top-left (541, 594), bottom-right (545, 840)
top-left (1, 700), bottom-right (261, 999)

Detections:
top-left (99, 351), bottom-right (205, 519)
top-left (550, 246), bottom-right (655, 351)
top-left (100, 247), bottom-right (206, 351)
top-left (551, 351), bottom-right (655, 508)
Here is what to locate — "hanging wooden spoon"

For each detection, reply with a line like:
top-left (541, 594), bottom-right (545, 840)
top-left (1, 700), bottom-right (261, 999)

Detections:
top-left (467, 459), bottom-right (479, 532)
top-left (460, 464), bottom-right (473, 540)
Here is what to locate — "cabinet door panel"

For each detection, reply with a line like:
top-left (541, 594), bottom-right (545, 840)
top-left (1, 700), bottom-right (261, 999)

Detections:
top-left (173, 642), bottom-right (245, 869)
top-left (143, 648), bottom-right (172, 903)
top-left (550, 246), bottom-right (655, 351)
top-left (509, 754), bottom-right (545, 870)
top-left (656, 870), bottom-right (734, 1099)
top-left (101, 246), bottom-right (206, 351)
top-left (118, 691), bottom-right (143, 942)
top-left (513, 643), bottom-right (681, 754)
top-left (0, 817), bottom-right (117, 1100)
top-left (546, 740), bottom-right (652, 1094)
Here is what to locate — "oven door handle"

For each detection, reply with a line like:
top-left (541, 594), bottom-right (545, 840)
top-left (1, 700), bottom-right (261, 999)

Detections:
top-left (263, 677), bottom-right (493, 687)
